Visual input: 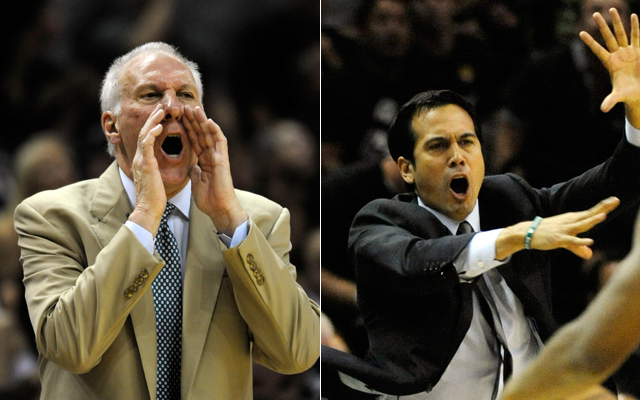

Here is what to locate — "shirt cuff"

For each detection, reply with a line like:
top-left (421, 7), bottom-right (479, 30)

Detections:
top-left (456, 229), bottom-right (510, 279)
top-left (125, 220), bottom-right (154, 255)
top-left (218, 219), bottom-right (249, 248)
top-left (626, 118), bottom-right (640, 147)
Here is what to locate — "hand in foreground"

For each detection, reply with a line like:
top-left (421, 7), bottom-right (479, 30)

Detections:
top-left (183, 105), bottom-right (248, 236)
top-left (580, 9), bottom-right (640, 116)
top-left (496, 197), bottom-right (620, 260)
top-left (128, 104), bottom-right (167, 236)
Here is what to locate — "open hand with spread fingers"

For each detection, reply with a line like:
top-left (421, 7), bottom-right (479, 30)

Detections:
top-left (183, 105), bottom-right (248, 236)
top-left (496, 197), bottom-right (621, 261)
top-left (580, 8), bottom-right (640, 125)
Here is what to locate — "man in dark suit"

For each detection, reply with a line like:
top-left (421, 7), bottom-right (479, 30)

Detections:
top-left (322, 8), bottom-right (640, 399)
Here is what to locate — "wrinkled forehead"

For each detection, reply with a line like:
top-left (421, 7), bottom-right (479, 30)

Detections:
top-left (119, 52), bottom-right (197, 94)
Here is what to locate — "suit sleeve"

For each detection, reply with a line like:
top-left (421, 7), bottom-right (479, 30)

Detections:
top-left (221, 206), bottom-right (320, 374)
top-left (14, 200), bottom-right (164, 374)
top-left (349, 199), bottom-right (474, 295)
top-left (536, 139), bottom-right (640, 217)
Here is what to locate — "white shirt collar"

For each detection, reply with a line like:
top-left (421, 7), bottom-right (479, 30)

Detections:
top-left (417, 196), bottom-right (480, 235)
top-left (118, 167), bottom-right (191, 220)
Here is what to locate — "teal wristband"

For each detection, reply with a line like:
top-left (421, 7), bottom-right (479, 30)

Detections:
top-left (524, 216), bottom-right (543, 250)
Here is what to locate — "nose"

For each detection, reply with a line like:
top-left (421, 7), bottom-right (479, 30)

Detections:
top-left (162, 92), bottom-right (183, 121)
top-left (448, 144), bottom-right (465, 167)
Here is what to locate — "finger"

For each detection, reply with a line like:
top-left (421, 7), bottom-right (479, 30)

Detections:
top-left (140, 105), bottom-right (165, 139)
top-left (601, 91), bottom-right (621, 112)
top-left (139, 124), bottom-right (163, 159)
top-left (568, 244), bottom-right (594, 260)
top-left (570, 212), bottom-right (607, 234)
top-left (594, 11), bottom-right (620, 51)
top-left (632, 13), bottom-right (639, 47)
top-left (203, 118), bottom-right (227, 149)
top-left (189, 163), bottom-right (202, 183)
top-left (183, 106), bottom-right (203, 155)
top-left (188, 106), bottom-right (207, 149)
top-left (610, 8), bottom-right (629, 47)
top-left (587, 196), bottom-right (620, 215)
top-left (580, 31), bottom-right (611, 64)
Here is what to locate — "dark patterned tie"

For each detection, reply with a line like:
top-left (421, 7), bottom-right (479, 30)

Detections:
top-left (152, 203), bottom-right (182, 400)
top-left (457, 220), bottom-right (513, 398)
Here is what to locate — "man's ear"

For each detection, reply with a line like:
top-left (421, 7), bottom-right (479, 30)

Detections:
top-left (102, 112), bottom-right (121, 145)
top-left (397, 156), bottom-right (415, 184)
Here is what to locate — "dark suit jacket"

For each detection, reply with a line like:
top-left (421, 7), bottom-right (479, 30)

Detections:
top-left (322, 139), bottom-right (640, 397)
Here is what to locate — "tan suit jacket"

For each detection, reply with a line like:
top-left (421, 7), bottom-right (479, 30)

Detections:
top-left (14, 162), bottom-right (320, 400)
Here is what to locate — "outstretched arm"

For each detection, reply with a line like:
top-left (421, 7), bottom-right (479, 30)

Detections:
top-left (500, 205), bottom-right (640, 400)
top-left (580, 8), bottom-right (640, 127)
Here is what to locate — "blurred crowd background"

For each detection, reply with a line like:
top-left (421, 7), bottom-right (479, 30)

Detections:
top-left (0, 0), bottom-right (319, 399)
top-left (321, 0), bottom-right (640, 398)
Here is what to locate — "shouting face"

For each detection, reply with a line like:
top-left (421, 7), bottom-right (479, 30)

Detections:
top-left (102, 52), bottom-right (201, 198)
top-left (398, 104), bottom-right (485, 221)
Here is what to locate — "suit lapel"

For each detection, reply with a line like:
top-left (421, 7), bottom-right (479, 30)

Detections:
top-left (89, 162), bottom-right (158, 400)
top-left (182, 200), bottom-right (225, 398)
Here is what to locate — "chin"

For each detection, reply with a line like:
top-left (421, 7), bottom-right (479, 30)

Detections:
top-left (449, 203), bottom-right (474, 221)
top-left (160, 167), bottom-right (191, 194)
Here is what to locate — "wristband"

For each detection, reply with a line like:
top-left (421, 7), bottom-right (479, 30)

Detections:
top-left (523, 216), bottom-right (543, 250)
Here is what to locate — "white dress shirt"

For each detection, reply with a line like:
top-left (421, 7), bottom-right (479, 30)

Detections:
top-left (118, 168), bottom-right (249, 284)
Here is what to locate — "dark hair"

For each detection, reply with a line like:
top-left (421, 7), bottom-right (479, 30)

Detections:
top-left (355, 0), bottom-right (408, 29)
top-left (387, 90), bottom-right (482, 163)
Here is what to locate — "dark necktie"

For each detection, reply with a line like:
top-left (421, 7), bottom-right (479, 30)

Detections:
top-left (457, 221), bottom-right (513, 397)
top-left (152, 203), bottom-right (182, 400)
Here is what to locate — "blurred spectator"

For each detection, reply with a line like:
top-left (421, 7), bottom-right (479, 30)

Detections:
top-left (229, 0), bottom-right (320, 140)
top-left (322, 0), bottom-right (416, 166)
top-left (321, 155), bottom-right (404, 357)
top-left (321, 312), bottom-right (350, 353)
top-left (0, 133), bottom-right (79, 400)
top-left (500, 0), bottom-right (630, 188)
top-left (254, 119), bottom-right (320, 264)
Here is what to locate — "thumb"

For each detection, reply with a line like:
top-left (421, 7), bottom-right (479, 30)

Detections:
top-left (190, 164), bottom-right (202, 183)
top-left (601, 91), bottom-right (621, 112)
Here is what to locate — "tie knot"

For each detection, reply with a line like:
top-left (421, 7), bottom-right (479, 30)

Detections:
top-left (456, 221), bottom-right (474, 235)
top-left (162, 203), bottom-right (176, 221)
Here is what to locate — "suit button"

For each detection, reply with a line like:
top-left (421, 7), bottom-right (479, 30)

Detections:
top-left (124, 289), bottom-right (133, 299)
top-left (246, 254), bottom-right (254, 263)
top-left (135, 277), bottom-right (143, 285)
top-left (249, 261), bottom-right (258, 271)
top-left (256, 276), bottom-right (265, 286)
top-left (141, 269), bottom-right (149, 279)
top-left (130, 283), bottom-right (138, 292)
top-left (253, 269), bottom-right (261, 278)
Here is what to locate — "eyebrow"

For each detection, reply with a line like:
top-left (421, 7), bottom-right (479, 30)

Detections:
top-left (459, 132), bottom-right (478, 140)
top-left (423, 132), bottom-right (477, 147)
top-left (135, 83), bottom-right (197, 93)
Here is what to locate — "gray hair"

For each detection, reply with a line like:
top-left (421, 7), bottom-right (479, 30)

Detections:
top-left (100, 42), bottom-right (204, 157)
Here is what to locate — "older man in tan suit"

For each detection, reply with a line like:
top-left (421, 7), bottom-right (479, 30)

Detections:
top-left (14, 42), bottom-right (320, 400)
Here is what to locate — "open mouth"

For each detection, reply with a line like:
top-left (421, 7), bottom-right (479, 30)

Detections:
top-left (450, 177), bottom-right (469, 195)
top-left (161, 135), bottom-right (183, 158)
